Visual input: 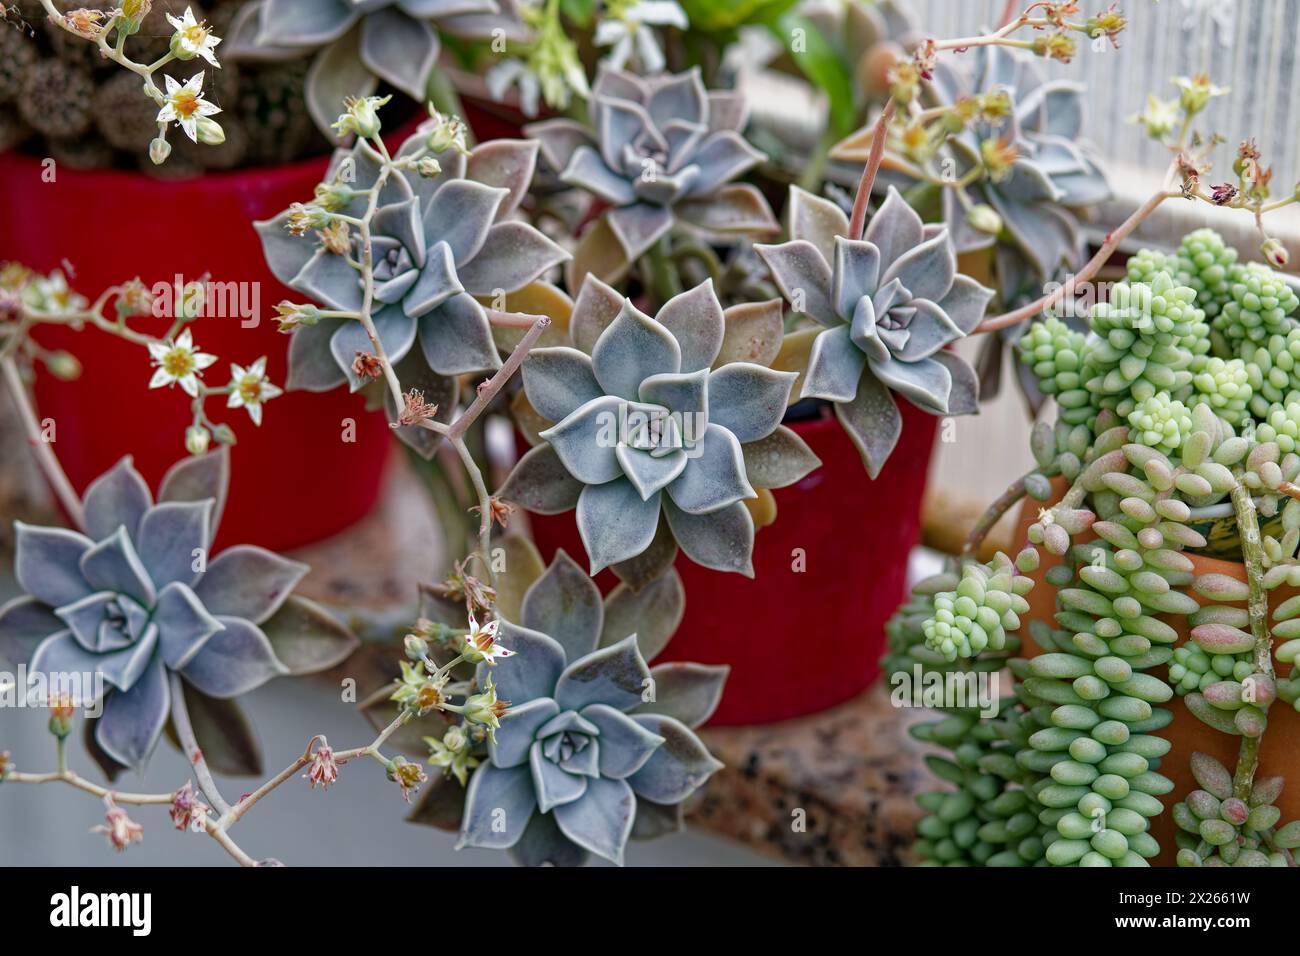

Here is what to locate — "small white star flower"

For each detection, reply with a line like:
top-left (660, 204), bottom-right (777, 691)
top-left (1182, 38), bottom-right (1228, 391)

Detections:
top-left (148, 329), bottom-right (216, 397)
top-left (156, 74), bottom-right (221, 143)
top-left (226, 356), bottom-right (282, 426)
top-left (167, 6), bottom-right (222, 68)
top-left (594, 0), bottom-right (687, 73)
top-left (461, 613), bottom-right (513, 666)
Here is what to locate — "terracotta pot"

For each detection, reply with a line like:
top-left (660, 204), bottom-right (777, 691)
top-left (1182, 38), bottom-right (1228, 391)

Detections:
top-left (1011, 480), bottom-right (1300, 865)
top-left (0, 147), bottom-right (393, 551)
top-left (528, 400), bottom-right (939, 726)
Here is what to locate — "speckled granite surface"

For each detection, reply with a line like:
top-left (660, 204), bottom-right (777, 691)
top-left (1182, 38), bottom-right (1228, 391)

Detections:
top-left (691, 683), bottom-right (930, 866)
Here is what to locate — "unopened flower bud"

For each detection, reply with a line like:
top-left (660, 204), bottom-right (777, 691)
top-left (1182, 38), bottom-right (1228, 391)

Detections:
top-left (195, 116), bottom-right (225, 146)
top-left (149, 137), bottom-right (172, 165)
top-left (48, 694), bottom-right (76, 739)
top-left (273, 301), bottom-right (321, 332)
top-left (46, 351), bottom-right (81, 380)
top-left (332, 94), bottom-right (391, 140)
top-left (1262, 237), bottom-right (1289, 268)
top-left (211, 423), bottom-right (237, 446)
top-left (966, 204), bottom-right (1003, 236)
top-left (313, 181), bottom-right (355, 211)
top-left (404, 633), bottom-right (430, 660)
top-left (416, 156), bottom-right (442, 178)
top-left (185, 424), bottom-right (211, 455)
top-left (0, 750), bottom-right (12, 783)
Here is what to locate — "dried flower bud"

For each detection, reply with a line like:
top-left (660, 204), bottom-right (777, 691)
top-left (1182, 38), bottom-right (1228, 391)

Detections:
top-left (306, 741), bottom-right (339, 790)
top-left (1031, 32), bottom-right (1076, 63)
top-left (273, 301), bottom-right (320, 333)
top-left (286, 203), bottom-right (331, 237)
top-left (1261, 237), bottom-right (1289, 268)
top-left (316, 220), bottom-right (351, 255)
top-left (62, 8), bottom-right (105, 39)
top-left (416, 157), bottom-right (442, 178)
top-left (352, 351), bottom-right (384, 381)
top-left (385, 756), bottom-right (428, 803)
top-left (980, 137), bottom-right (1019, 183)
top-left (92, 802), bottom-right (144, 851)
top-left (470, 496), bottom-right (515, 530)
top-left (397, 389), bottom-right (439, 426)
top-left (169, 781), bottom-right (208, 831)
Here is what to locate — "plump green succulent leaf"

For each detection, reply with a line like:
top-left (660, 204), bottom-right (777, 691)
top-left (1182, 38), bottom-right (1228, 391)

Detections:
top-left (740, 424), bottom-right (821, 489)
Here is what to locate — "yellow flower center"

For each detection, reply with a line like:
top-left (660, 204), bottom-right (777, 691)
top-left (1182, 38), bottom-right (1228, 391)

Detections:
top-left (172, 91), bottom-right (199, 118)
top-left (237, 375), bottom-right (262, 404)
top-left (183, 24), bottom-right (209, 48)
top-left (163, 348), bottom-right (195, 378)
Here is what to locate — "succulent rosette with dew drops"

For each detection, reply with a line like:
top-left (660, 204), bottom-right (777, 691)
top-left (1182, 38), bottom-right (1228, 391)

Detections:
top-left (498, 276), bottom-right (822, 582)
top-left (0, 452), bottom-right (357, 772)
top-left (456, 550), bottom-right (727, 866)
top-left (525, 66), bottom-right (779, 284)
top-left (756, 185), bottom-right (991, 477)
top-left (256, 114), bottom-right (569, 451)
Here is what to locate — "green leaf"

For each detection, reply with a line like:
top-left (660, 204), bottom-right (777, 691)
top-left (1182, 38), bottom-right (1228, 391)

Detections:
top-left (260, 595), bottom-right (360, 676)
top-left (768, 13), bottom-right (856, 138)
top-left (680, 0), bottom-right (797, 32)
top-left (560, 0), bottom-right (597, 27)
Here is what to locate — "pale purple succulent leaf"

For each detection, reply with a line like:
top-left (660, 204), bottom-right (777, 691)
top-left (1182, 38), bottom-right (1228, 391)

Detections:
top-left (632, 662), bottom-right (730, 728)
top-left (524, 118), bottom-right (595, 174)
top-left (605, 204), bottom-right (675, 262)
top-left (37, 625), bottom-right (157, 693)
top-left (754, 240), bottom-right (838, 327)
top-left (706, 90), bottom-right (748, 133)
top-left (480, 620), bottom-right (567, 704)
top-left (466, 139), bottom-right (540, 217)
top-left (530, 740), bottom-right (589, 813)
top-left (455, 222), bottom-right (569, 296)
top-left (331, 305), bottom-right (418, 390)
top-left (257, 595), bottom-right (358, 675)
top-left (893, 299), bottom-right (964, 362)
top-left (685, 130), bottom-right (765, 196)
top-left (539, 395), bottom-right (625, 485)
top-left (654, 280), bottom-right (725, 372)
top-left (870, 353), bottom-right (953, 414)
top-left (521, 549), bottom-right (604, 662)
top-left (675, 184), bottom-right (778, 235)
top-left (802, 325), bottom-right (866, 403)
top-left (561, 145), bottom-right (637, 205)
top-left (788, 186), bottom-right (850, 266)
top-left (597, 96), bottom-right (661, 170)
top-left (158, 449), bottom-right (229, 542)
top-left (0, 596), bottom-right (62, 666)
top-left (937, 274), bottom-right (994, 335)
top-left (989, 190), bottom-right (1080, 281)
top-left (591, 64), bottom-right (645, 106)
top-left (591, 300), bottom-right (682, 400)
top-left (662, 497), bottom-right (753, 576)
top-left (424, 180), bottom-right (508, 267)
top-left (286, 319), bottom-right (349, 392)
top-left (741, 425), bottom-right (821, 490)
top-left (576, 478), bottom-right (663, 574)
top-left (498, 444), bottom-right (584, 515)
top-left (553, 633), bottom-right (652, 713)
top-left (155, 582), bottom-right (224, 670)
top-left (96, 657), bottom-right (170, 770)
top-left (646, 67), bottom-right (707, 129)
top-left (552, 775), bottom-right (635, 865)
top-left (599, 568), bottom-right (684, 660)
top-left (403, 241), bottom-right (463, 319)
top-left (665, 423), bottom-right (755, 514)
top-left (79, 526), bottom-right (156, 607)
top-left (135, 500), bottom-right (211, 589)
top-left (523, 347), bottom-right (604, 423)
top-left (304, 27), bottom-right (378, 138)
top-left (489, 697), bottom-right (559, 768)
top-left (292, 247), bottom-right (365, 313)
top-left (359, 8), bottom-right (439, 103)
top-left (417, 292), bottom-right (501, 375)
top-left (933, 350), bottom-right (980, 416)
top-left (254, 212), bottom-right (318, 287)
top-left (258, 0), bottom-right (359, 46)
top-left (639, 367), bottom-right (708, 420)
top-left (835, 369), bottom-right (903, 478)
top-left (580, 703), bottom-right (664, 779)
top-left (864, 185), bottom-right (925, 273)
top-left (82, 457), bottom-right (152, 542)
top-left (832, 236), bottom-right (881, 320)
top-left (182, 616), bottom-right (287, 699)
top-left (458, 763), bottom-right (536, 850)
top-left (193, 545), bottom-right (309, 625)
top-left (626, 713), bottom-right (722, 804)
top-left (570, 273), bottom-right (626, 355)
top-left (616, 445), bottom-right (688, 500)
top-left (397, 0), bottom-right (498, 17)
top-left (509, 810), bottom-right (590, 867)
top-left (879, 229), bottom-right (956, 304)
top-left (55, 591), bottom-right (131, 652)
top-left (14, 522), bottom-right (93, 609)
top-left (706, 364), bottom-right (796, 443)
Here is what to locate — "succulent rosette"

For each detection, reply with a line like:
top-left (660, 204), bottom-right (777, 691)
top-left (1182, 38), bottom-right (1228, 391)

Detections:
top-left (499, 276), bottom-right (821, 581)
top-left (756, 185), bottom-right (990, 477)
top-left (0, 452), bottom-right (357, 772)
top-left (457, 551), bottom-right (727, 866)
top-left (225, 0), bottom-right (505, 135)
top-left (525, 66), bottom-right (778, 282)
top-left (256, 122), bottom-right (568, 396)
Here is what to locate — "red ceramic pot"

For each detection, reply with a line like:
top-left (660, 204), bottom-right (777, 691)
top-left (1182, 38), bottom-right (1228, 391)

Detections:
top-left (528, 401), bottom-right (939, 725)
top-left (0, 148), bottom-right (392, 551)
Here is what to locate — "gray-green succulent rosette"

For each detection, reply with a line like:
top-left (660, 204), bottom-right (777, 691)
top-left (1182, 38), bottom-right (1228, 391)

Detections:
top-left (756, 185), bottom-right (990, 477)
top-left (225, 0), bottom-right (503, 135)
top-left (928, 44), bottom-right (1109, 284)
top-left (255, 121), bottom-right (568, 430)
top-left (525, 66), bottom-right (778, 285)
top-left (0, 452), bottom-right (357, 773)
top-left (456, 551), bottom-right (727, 866)
top-left (499, 276), bottom-right (821, 583)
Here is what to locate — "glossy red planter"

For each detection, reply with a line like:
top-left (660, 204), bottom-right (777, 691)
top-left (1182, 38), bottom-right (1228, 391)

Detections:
top-left (528, 401), bottom-right (938, 725)
top-left (0, 149), bottom-right (391, 551)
